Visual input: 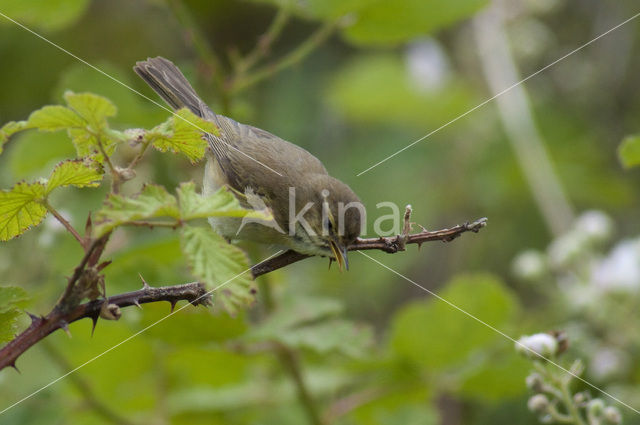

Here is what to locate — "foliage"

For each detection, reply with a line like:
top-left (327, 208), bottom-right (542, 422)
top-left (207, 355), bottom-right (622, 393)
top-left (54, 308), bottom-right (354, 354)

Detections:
top-left (2, 0), bottom-right (640, 424)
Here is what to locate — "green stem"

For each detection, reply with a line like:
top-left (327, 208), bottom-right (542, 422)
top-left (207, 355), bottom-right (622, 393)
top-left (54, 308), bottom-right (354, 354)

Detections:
top-left (166, 0), bottom-right (230, 113)
top-left (236, 8), bottom-right (291, 75)
top-left (127, 140), bottom-right (152, 170)
top-left (258, 279), bottom-right (325, 425)
top-left (559, 378), bottom-right (587, 425)
top-left (42, 341), bottom-right (138, 425)
top-left (230, 20), bottom-right (337, 94)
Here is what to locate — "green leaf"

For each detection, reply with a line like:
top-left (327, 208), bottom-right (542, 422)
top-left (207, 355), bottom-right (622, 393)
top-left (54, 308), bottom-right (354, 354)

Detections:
top-left (0, 121), bottom-right (29, 154)
top-left (94, 184), bottom-right (180, 236)
top-left (27, 105), bottom-right (85, 131)
top-left (180, 225), bottom-right (254, 315)
top-left (0, 181), bottom-right (47, 241)
top-left (0, 286), bottom-right (30, 344)
top-left (342, 0), bottom-right (488, 45)
top-left (0, 0), bottom-right (90, 32)
top-left (46, 159), bottom-right (103, 193)
top-left (244, 295), bottom-right (373, 357)
top-left (619, 135), bottom-right (640, 169)
top-left (390, 274), bottom-right (518, 370)
top-left (63, 91), bottom-right (117, 131)
top-left (177, 182), bottom-right (269, 221)
top-left (327, 54), bottom-right (474, 129)
top-left (147, 108), bottom-right (217, 163)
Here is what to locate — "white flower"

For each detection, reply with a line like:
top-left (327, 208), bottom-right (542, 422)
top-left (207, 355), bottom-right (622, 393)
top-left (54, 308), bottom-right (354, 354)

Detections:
top-left (591, 239), bottom-right (640, 293)
top-left (513, 250), bottom-right (547, 280)
top-left (527, 394), bottom-right (550, 414)
top-left (405, 39), bottom-right (449, 93)
top-left (515, 333), bottom-right (558, 359)
top-left (575, 210), bottom-right (614, 245)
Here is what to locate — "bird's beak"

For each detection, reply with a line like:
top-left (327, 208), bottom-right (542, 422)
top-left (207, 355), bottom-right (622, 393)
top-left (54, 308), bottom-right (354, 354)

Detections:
top-left (330, 241), bottom-right (349, 271)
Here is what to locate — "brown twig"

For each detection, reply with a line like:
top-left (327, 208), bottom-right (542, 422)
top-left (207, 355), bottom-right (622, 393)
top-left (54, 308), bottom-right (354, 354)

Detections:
top-left (44, 201), bottom-right (86, 248)
top-left (0, 214), bottom-right (486, 371)
top-left (0, 282), bottom-right (210, 371)
top-left (251, 216), bottom-right (488, 278)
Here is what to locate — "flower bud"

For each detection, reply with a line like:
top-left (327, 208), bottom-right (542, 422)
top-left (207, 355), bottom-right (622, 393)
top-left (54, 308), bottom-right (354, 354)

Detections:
top-left (527, 394), bottom-right (550, 414)
top-left (516, 333), bottom-right (559, 359)
top-left (602, 406), bottom-right (622, 424)
top-left (588, 398), bottom-right (605, 417)
top-left (525, 372), bottom-right (545, 392)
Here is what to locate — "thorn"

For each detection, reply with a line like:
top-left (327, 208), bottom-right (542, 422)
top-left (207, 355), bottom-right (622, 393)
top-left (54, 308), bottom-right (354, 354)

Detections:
top-left (133, 299), bottom-right (142, 309)
top-left (9, 362), bottom-right (20, 373)
top-left (417, 242), bottom-right (423, 251)
top-left (417, 223), bottom-right (428, 233)
top-left (90, 313), bottom-right (99, 337)
top-left (96, 260), bottom-right (112, 271)
top-left (328, 258), bottom-right (334, 270)
top-left (26, 311), bottom-right (40, 324)
top-left (169, 300), bottom-right (177, 312)
top-left (139, 273), bottom-right (150, 289)
top-left (60, 321), bottom-right (72, 338)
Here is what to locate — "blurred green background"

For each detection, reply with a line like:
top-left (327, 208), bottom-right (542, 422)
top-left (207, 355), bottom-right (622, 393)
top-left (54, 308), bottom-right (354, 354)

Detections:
top-left (1, 0), bottom-right (640, 424)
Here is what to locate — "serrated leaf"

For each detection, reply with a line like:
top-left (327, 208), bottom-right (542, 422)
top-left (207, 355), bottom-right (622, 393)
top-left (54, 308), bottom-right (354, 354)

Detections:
top-left (0, 121), bottom-right (29, 153)
top-left (0, 286), bottom-right (30, 343)
top-left (94, 184), bottom-right (180, 236)
top-left (180, 225), bottom-right (254, 315)
top-left (0, 286), bottom-right (29, 314)
top-left (27, 105), bottom-right (85, 131)
top-left (64, 91), bottom-right (116, 131)
top-left (0, 182), bottom-right (47, 241)
top-left (177, 182), bottom-right (269, 221)
top-left (619, 135), bottom-right (640, 169)
top-left (148, 108), bottom-right (217, 163)
top-left (244, 295), bottom-right (373, 357)
top-left (46, 159), bottom-right (103, 193)
top-left (390, 274), bottom-right (517, 370)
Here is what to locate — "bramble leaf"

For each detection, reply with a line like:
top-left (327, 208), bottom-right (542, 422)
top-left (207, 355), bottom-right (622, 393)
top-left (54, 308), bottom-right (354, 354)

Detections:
top-left (0, 286), bottom-right (30, 344)
top-left (180, 225), bottom-right (255, 315)
top-left (0, 182), bottom-right (47, 241)
top-left (46, 159), bottom-right (104, 193)
top-left (619, 135), bottom-right (640, 169)
top-left (177, 182), bottom-right (269, 221)
top-left (244, 295), bottom-right (373, 357)
top-left (94, 184), bottom-right (180, 236)
top-left (0, 121), bottom-right (29, 154)
top-left (63, 91), bottom-right (116, 131)
top-left (147, 108), bottom-right (217, 163)
top-left (27, 105), bottom-right (85, 131)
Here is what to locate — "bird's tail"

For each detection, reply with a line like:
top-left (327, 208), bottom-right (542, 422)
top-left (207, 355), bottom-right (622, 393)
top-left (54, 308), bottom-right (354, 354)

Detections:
top-left (134, 56), bottom-right (208, 117)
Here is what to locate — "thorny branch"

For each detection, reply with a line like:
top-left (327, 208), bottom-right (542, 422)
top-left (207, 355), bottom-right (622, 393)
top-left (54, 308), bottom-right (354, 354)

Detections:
top-left (0, 281), bottom-right (210, 371)
top-left (0, 206), bottom-right (486, 372)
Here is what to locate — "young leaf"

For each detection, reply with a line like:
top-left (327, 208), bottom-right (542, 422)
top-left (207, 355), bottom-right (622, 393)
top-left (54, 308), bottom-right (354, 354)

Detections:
top-left (0, 121), bottom-right (29, 154)
top-left (619, 135), bottom-right (640, 169)
top-left (0, 182), bottom-right (47, 241)
top-left (0, 286), bottom-right (30, 344)
top-left (64, 91), bottom-right (117, 131)
top-left (27, 105), bottom-right (85, 131)
top-left (147, 108), bottom-right (218, 163)
top-left (180, 225), bottom-right (255, 315)
top-left (46, 159), bottom-right (104, 194)
top-left (177, 182), bottom-right (269, 221)
top-left (94, 184), bottom-right (180, 236)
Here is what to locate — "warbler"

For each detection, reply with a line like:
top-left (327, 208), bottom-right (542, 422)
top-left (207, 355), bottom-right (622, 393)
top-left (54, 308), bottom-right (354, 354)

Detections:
top-left (134, 57), bottom-right (363, 269)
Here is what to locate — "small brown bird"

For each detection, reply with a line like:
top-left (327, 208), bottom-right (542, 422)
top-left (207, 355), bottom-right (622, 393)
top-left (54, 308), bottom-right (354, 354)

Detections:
top-left (134, 57), bottom-right (363, 269)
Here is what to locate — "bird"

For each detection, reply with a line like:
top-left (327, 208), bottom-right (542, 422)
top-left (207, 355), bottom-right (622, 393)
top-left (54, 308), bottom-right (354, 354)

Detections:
top-left (134, 57), bottom-right (363, 270)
